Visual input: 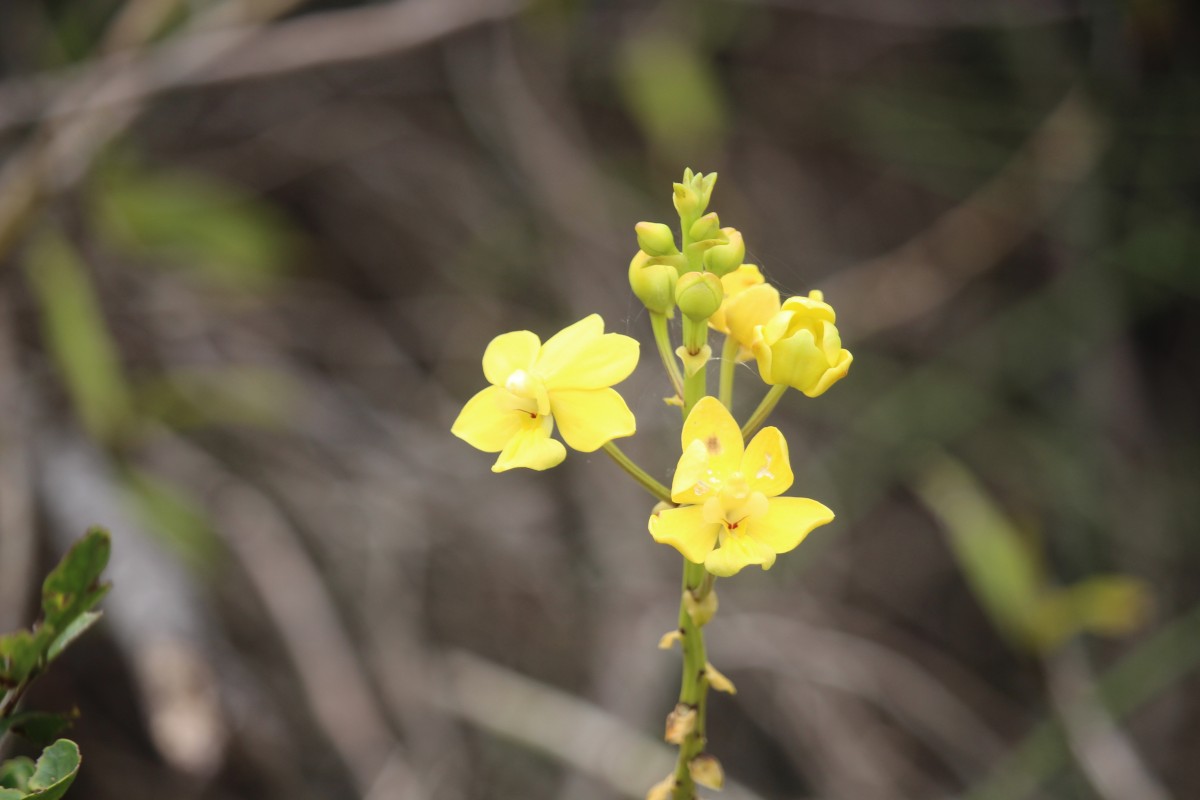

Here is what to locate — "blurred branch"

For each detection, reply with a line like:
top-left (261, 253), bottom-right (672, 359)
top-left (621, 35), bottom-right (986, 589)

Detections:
top-left (0, 299), bottom-right (35, 633)
top-left (435, 649), bottom-right (773, 800)
top-left (0, 0), bottom-right (518, 135)
top-left (967, 603), bottom-right (1200, 800)
top-left (1045, 643), bottom-right (1173, 800)
top-left (720, 0), bottom-right (1088, 28)
top-left (823, 88), bottom-right (1106, 339)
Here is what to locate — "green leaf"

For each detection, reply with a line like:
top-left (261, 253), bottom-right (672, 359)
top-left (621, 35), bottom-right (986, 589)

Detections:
top-left (41, 528), bottom-right (112, 634)
top-left (0, 790), bottom-right (25, 800)
top-left (616, 34), bottom-right (726, 157)
top-left (913, 453), bottom-right (1044, 647)
top-left (23, 229), bottom-right (133, 442)
top-left (121, 469), bottom-right (218, 571)
top-left (0, 712), bottom-right (75, 747)
top-left (45, 614), bottom-right (102, 665)
top-left (93, 160), bottom-right (296, 293)
top-left (0, 757), bottom-right (34, 790)
top-left (0, 632), bottom-right (42, 686)
top-left (25, 740), bottom-right (80, 800)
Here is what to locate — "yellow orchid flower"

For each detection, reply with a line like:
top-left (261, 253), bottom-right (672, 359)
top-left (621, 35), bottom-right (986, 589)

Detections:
top-left (452, 314), bottom-right (639, 472)
top-left (752, 290), bottom-right (853, 397)
top-left (708, 265), bottom-right (780, 361)
top-left (649, 397), bottom-right (833, 576)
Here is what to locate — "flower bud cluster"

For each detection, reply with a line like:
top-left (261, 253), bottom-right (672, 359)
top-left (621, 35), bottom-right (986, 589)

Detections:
top-left (630, 169), bottom-right (852, 397)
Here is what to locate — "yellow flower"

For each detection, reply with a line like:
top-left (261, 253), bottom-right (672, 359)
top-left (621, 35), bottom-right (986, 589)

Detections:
top-left (649, 397), bottom-right (833, 576)
top-left (752, 290), bottom-right (853, 397)
top-left (452, 314), bottom-right (639, 472)
top-left (708, 265), bottom-right (780, 361)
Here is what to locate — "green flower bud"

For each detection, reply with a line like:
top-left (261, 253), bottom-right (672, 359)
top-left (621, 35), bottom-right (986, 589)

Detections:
top-left (688, 212), bottom-right (720, 243)
top-left (635, 222), bottom-right (678, 256)
top-left (675, 271), bottom-right (723, 321)
top-left (672, 169), bottom-right (717, 222)
top-left (703, 227), bottom-right (745, 276)
top-left (628, 250), bottom-right (679, 316)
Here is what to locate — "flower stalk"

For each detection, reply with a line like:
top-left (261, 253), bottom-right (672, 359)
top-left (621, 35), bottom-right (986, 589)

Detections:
top-left (741, 383), bottom-right (787, 440)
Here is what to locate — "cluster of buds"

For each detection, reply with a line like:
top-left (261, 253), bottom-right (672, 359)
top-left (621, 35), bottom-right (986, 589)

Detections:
top-left (630, 169), bottom-right (851, 398)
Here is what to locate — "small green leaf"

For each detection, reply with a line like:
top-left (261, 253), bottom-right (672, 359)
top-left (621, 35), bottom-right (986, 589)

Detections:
top-left (913, 453), bottom-right (1043, 646)
top-left (41, 528), bottom-right (112, 634)
top-left (0, 631), bottom-right (42, 686)
top-left (46, 613), bottom-right (102, 665)
top-left (0, 757), bottom-right (35, 790)
top-left (25, 740), bottom-right (80, 800)
top-left (0, 712), bottom-right (75, 747)
top-left (23, 230), bottom-right (134, 443)
top-left (0, 789), bottom-right (25, 800)
top-left (93, 160), bottom-right (296, 293)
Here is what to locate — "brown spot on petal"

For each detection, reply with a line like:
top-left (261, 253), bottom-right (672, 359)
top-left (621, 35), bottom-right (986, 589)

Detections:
top-left (705, 435), bottom-right (720, 453)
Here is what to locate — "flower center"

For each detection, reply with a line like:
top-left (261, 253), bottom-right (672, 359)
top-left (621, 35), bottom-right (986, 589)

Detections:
top-left (702, 471), bottom-right (768, 531)
top-left (501, 369), bottom-right (550, 417)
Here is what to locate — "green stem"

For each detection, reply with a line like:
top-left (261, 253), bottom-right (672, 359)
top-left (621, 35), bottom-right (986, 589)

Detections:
top-left (740, 384), bottom-right (787, 440)
top-left (650, 312), bottom-right (685, 400)
top-left (718, 335), bottom-right (738, 410)
top-left (602, 442), bottom-right (671, 504)
top-left (671, 327), bottom-right (712, 800)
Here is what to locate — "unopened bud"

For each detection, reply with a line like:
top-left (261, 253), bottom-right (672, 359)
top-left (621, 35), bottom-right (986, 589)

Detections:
top-left (672, 169), bottom-right (718, 222)
top-left (675, 271), bottom-right (723, 321)
top-left (635, 222), bottom-right (679, 257)
top-left (689, 753), bottom-right (725, 790)
top-left (628, 251), bottom-right (679, 316)
top-left (688, 212), bottom-right (720, 243)
top-left (702, 228), bottom-right (745, 277)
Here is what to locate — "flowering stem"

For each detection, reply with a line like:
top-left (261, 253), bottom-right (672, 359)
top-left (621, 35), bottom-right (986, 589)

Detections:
top-left (741, 384), bottom-right (787, 440)
top-left (670, 328), bottom-right (713, 800)
top-left (602, 441), bottom-right (671, 504)
top-left (650, 312), bottom-right (685, 399)
top-left (718, 335), bottom-right (738, 410)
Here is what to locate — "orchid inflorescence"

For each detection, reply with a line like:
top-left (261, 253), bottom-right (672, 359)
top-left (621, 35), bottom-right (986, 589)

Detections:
top-left (452, 169), bottom-right (851, 800)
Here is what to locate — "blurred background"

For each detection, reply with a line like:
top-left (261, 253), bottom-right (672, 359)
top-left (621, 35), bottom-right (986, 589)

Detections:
top-left (0, 0), bottom-right (1198, 798)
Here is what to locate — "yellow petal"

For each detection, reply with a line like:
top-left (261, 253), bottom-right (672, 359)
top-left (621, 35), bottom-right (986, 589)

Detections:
top-left (681, 396), bottom-right (743, 480)
top-left (723, 283), bottom-right (780, 350)
top-left (492, 414), bottom-right (566, 472)
top-left (482, 330), bottom-right (541, 386)
top-left (542, 333), bottom-right (639, 392)
top-left (671, 439), bottom-right (718, 504)
top-left (550, 387), bottom-right (636, 452)
top-left (747, 496), bottom-right (834, 554)
top-left (650, 506), bottom-right (721, 564)
top-left (772, 328), bottom-right (828, 390)
top-left (709, 264), bottom-right (765, 333)
top-left (534, 314), bottom-right (602, 384)
top-left (742, 426), bottom-right (794, 497)
top-left (805, 347), bottom-right (853, 398)
top-left (451, 386), bottom-right (527, 453)
top-left (704, 532), bottom-right (776, 577)
top-left (780, 292), bottom-right (837, 324)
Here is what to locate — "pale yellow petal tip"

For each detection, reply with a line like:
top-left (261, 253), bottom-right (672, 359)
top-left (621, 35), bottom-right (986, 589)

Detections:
top-left (663, 395), bottom-right (684, 407)
top-left (664, 703), bottom-right (697, 744)
top-left (689, 753), bottom-right (725, 790)
top-left (658, 630), bottom-right (683, 650)
top-left (705, 662), bottom-right (737, 694)
top-left (646, 774), bottom-right (676, 800)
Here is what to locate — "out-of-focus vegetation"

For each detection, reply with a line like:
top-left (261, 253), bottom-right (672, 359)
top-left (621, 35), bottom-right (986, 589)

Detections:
top-left (0, 1), bottom-right (1197, 799)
